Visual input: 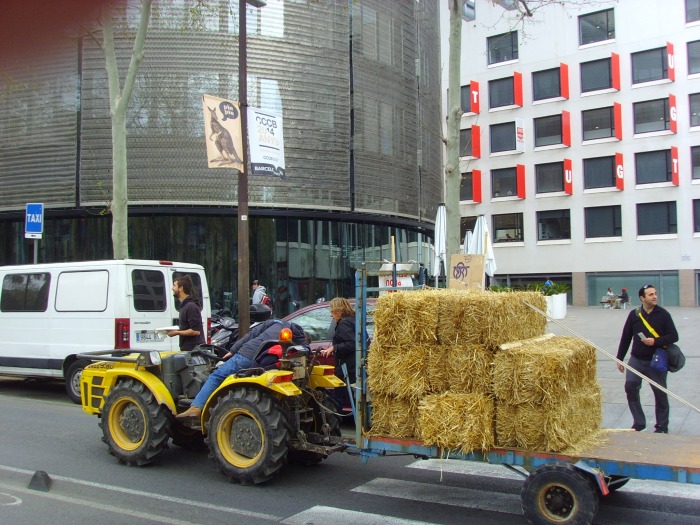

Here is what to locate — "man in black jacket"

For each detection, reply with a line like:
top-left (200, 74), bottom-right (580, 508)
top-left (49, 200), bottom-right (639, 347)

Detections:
top-left (168, 275), bottom-right (205, 351)
top-left (616, 284), bottom-right (679, 434)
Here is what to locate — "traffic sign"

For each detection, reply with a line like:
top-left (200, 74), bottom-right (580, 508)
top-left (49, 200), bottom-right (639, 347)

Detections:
top-left (25, 203), bottom-right (44, 239)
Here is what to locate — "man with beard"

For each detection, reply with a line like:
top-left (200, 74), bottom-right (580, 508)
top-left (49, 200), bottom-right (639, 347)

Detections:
top-left (167, 275), bottom-right (205, 351)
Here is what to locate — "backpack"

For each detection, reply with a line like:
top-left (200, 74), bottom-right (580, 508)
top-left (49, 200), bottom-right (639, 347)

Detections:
top-left (261, 294), bottom-right (273, 309)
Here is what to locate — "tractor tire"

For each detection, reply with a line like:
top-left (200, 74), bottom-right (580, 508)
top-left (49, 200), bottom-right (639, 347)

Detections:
top-left (290, 393), bottom-right (341, 466)
top-left (206, 387), bottom-right (290, 485)
top-left (65, 360), bottom-right (88, 404)
top-left (521, 463), bottom-right (599, 525)
top-left (171, 423), bottom-right (207, 451)
top-left (99, 379), bottom-right (171, 466)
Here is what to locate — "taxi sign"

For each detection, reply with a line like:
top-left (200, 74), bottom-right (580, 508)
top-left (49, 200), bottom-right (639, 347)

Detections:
top-left (25, 203), bottom-right (44, 239)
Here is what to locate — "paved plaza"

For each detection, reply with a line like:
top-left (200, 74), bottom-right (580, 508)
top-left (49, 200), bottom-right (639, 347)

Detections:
top-left (547, 306), bottom-right (700, 436)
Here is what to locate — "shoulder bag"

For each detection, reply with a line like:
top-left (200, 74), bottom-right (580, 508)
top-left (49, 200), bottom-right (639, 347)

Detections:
top-left (637, 309), bottom-right (685, 373)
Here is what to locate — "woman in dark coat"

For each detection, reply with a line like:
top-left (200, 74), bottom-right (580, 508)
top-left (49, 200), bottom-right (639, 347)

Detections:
top-left (320, 297), bottom-right (356, 393)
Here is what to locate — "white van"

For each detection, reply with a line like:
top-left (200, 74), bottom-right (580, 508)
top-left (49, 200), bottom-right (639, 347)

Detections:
top-left (0, 259), bottom-right (211, 403)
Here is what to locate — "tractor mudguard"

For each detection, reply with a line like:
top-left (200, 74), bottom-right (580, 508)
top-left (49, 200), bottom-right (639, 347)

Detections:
top-left (308, 365), bottom-right (346, 389)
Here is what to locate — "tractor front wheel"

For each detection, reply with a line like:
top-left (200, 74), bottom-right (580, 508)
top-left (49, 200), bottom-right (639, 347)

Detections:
top-left (206, 387), bottom-right (290, 485)
top-left (100, 379), bottom-right (170, 466)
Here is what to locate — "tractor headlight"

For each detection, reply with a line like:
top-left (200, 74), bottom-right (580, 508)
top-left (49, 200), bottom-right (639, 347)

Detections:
top-left (137, 351), bottom-right (162, 367)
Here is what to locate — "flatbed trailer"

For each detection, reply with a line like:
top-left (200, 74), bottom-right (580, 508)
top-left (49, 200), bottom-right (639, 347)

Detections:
top-left (349, 263), bottom-right (700, 525)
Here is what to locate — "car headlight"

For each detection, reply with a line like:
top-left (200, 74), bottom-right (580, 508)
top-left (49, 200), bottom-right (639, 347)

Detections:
top-left (137, 351), bottom-right (162, 366)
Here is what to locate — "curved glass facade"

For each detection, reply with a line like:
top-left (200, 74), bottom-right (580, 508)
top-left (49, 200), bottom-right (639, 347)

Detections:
top-left (0, 0), bottom-right (442, 309)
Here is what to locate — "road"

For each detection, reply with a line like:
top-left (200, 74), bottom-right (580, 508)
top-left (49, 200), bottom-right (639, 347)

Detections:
top-left (1, 373), bottom-right (699, 525)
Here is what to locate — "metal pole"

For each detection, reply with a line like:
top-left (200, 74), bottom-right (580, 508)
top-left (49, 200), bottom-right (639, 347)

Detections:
top-left (237, 0), bottom-right (250, 337)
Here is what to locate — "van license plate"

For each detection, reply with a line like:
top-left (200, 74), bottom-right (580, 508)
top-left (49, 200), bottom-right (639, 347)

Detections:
top-left (136, 331), bottom-right (164, 343)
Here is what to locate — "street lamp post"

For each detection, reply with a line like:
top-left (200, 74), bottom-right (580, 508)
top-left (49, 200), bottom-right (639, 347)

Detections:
top-left (237, 0), bottom-right (265, 337)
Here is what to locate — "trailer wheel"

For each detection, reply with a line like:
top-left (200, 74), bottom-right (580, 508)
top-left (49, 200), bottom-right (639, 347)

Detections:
top-left (100, 379), bottom-right (170, 466)
top-left (606, 475), bottom-right (630, 493)
top-left (206, 387), bottom-right (290, 485)
top-left (522, 463), bottom-right (599, 525)
top-left (65, 360), bottom-right (88, 404)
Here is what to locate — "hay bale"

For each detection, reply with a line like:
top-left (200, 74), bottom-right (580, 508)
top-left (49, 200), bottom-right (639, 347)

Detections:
top-left (425, 343), bottom-right (494, 395)
top-left (367, 342), bottom-right (429, 399)
top-left (368, 393), bottom-right (419, 439)
top-left (493, 335), bottom-right (597, 405)
top-left (495, 385), bottom-right (602, 451)
top-left (373, 290), bottom-right (440, 347)
top-left (417, 391), bottom-right (495, 454)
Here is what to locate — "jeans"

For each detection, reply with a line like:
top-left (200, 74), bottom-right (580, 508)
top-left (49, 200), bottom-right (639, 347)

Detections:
top-left (625, 354), bottom-right (669, 431)
top-left (191, 352), bottom-right (253, 409)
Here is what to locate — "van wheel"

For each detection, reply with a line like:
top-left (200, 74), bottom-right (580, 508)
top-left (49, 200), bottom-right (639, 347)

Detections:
top-left (65, 360), bottom-right (88, 404)
top-left (99, 379), bottom-right (170, 466)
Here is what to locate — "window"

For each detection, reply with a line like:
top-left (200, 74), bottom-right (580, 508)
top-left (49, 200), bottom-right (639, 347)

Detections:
top-left (637, 202), bottom-right (677, 235)
top-left (490, 121), bottom-right (516, 153)
top-left (635, 150), bottom-right (672, 184)
top-left (633, 99), bottom-right (670, 134)
top-left (687, 0), bottom-right (700, 23)
top-left (461, 85), bottom-right (471, 112)
top-left (694, 199), bottom-right (700, 233)
top-left (532, 68), bottom-right (560, 100)
top-left (460, 172), bottom-right (473, 201)
top-left (131, 270), bottom-right (168, 311)
top-left (585, 205), bottom-right (622, 238)
top-left (534, 115), bottom-right (563, 147)
top-left (537, 210), bottom-right (571, 240)
top-left (689, 41), bottom-right (700, 74)
top-left (459, 129), bottom-right (472, 157)
top-left (488, 31), bottom-right (518, 65)
top-left (582, 107), bottom-right (614, 140)
top-left (536, 162), bottom-right (565, 193)
top-left (492, 167), bottom-right (517, 198)
top-left (632, 48), bottom-right (668, 84)
top-left (579, 9), bottom-right (615, 45)
top-left (580, 58), bottom-right (612, 92)
top-left (1, 273), bottom-right (50, 312)
top-left (692, 146), bottom-right (700, 179)
top-left (691, 93), bottom-right (700, 126)
top-left (489, 77), bottom-right (515, 108)
top-left (493, 213), bottom-right (523, 242)
top-left (583, 156), bottom-right (616, 189)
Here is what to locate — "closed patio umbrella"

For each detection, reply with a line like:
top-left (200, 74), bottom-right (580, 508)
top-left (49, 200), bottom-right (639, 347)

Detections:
top-left (467, 214), bottom-right (497, 278)
top-left (433, 203), bottom-right (446, 287)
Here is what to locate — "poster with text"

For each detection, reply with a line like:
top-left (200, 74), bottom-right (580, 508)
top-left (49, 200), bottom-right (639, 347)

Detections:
top-left (249, 108), bottom-right (286, 178)
top-left (448, 254), bottom-right (485, 290)
top-left (202, 95), bottom-right (244, 171)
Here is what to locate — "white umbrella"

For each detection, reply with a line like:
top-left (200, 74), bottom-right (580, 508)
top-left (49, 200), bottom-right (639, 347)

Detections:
top-left (462, 229), bottom-right (473, 254)
top-left (433, 203), bottom-right (447, 287)
top-left (467, 215), bottom-right (497, 277)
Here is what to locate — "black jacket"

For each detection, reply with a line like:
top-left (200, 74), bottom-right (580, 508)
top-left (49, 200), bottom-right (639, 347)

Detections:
top-left (616, 306), bottom-right (679, 362)
top-left (231, 320), bottom-right (305, 361)
top-left (332, 316), bottom-right (356, 383)
top-left (178, 296), bottom-right (204, 351)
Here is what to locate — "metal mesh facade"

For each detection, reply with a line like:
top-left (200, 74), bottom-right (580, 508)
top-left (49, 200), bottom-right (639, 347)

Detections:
top-left (0, 0), bottom-right (442, 222)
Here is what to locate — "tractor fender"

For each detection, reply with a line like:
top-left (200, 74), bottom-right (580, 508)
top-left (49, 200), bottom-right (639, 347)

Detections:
top-left (309, 365), bottom-right (346, 389)
top-left (83, 367), bottom-right (177, 415)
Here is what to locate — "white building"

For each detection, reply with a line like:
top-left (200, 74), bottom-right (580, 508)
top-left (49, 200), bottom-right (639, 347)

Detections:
top-left (441, 0), bottom-right (700, 306)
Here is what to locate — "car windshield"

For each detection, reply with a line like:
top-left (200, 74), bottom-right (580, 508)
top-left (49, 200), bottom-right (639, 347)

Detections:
top-left (288, 303), bottom-right (374, 343)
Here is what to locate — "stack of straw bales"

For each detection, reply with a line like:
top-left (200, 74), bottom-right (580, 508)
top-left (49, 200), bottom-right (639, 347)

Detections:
top-left (366, 288), bottom-right (601, 453)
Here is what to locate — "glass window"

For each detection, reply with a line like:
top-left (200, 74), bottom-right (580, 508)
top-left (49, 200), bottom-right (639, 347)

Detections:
top-left (459, 128), bottom-right (472, 157)
top-left (532, 68), bottom-right (560, 101)
top-left (632, 48), bottom-right (668, 84)
top-left (692, 146), bottom-right (700, 179)
top-left (635, 150), bottom-right (672, 184)
top-left (490, 121), bottom-right (516, 153)
top-left (694, 199), bottom-right (700, 232)
top-left (536, 162), bottom-right (565, 193)
top-left (534, 114), bottom-right (562, 147)
top-left (583, 156), bottom-right (616, 189)
top-left (687, 0), bottom-right (700, 23)
top-left (689, 40), bottom-right (700, 74)
top-left (637, 202), bottom-right (677, 235)
top-left (491, 167), bottom-right (517, 198)
top-left (488, 31), bottom-right (518, 65)
top-left (493, 213), bottom-right (523, 243)
top-left (489, 77), bottom-right (515, 108)
top-left (579, 9), bottom-right (615, 45)
top-left (461, 216), bottom-right (477, 242)
top-left (133, 270), bottom-right (167, 311)
top-left (460, 172), bottom-right (473, 201)
top-left (582, 107), bottom-right (614, 140)
top-left (581, 58), bottom-right (612, 92)
top-left (691, 93), bottom-right (700, 126)
top-left (537, 210), bottom-right (571, 240)
top-left (633, 99), bottom-right (670, 134)
top-left (1, 273), bottom-right (50, 312)
top-left (461, 84), bottom-right (471, 112)
top-left (585, 205), bottom-right (622, 238)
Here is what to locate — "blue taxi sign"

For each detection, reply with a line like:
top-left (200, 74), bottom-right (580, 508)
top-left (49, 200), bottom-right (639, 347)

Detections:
top-left (25, 203), bottom-right (44, 239)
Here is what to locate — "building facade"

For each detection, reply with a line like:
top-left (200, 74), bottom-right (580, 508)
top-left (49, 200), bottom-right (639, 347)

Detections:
top-left (0, 0), bottom-right (443, 314)
top-left (446, 0), bottom-right (700, 306)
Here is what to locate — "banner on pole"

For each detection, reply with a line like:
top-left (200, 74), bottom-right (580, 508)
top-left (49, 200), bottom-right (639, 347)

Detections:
top-left (202, 95), bottom-right (244, 171)
top-left (249, 108), bottom-right (285, 178)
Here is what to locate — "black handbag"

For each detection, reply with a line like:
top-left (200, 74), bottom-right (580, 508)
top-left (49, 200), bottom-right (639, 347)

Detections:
top-left (637, 309), bottom-right (685, 373)
top-left (666, 343), bottom-right (685, 373)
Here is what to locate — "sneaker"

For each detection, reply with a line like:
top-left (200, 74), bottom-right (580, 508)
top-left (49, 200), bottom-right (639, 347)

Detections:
top-left (632, 424), bottom-right (646, 432)
top-left (653, 428), bottom-right (668, 434)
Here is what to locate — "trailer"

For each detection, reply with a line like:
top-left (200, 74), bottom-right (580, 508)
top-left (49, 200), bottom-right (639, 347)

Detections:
top-left (348, 263), bottom-right (700, 525)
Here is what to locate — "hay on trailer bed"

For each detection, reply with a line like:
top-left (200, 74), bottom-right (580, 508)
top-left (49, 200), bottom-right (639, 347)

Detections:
top-left (366, 341), bottom-right (430, 399)
top-left (367, 393), bottom-right (419, 439)
top-left (373, 290), bottom-right (440, 347)
top-left (417, 391), bottom-right (495, 454)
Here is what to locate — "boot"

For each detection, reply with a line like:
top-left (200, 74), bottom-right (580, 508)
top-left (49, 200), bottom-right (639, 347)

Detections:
top-left (176, 406), bottom-right (202, 420)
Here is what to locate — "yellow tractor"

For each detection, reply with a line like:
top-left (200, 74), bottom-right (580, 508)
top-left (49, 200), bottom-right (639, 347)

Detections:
top-left (78, 326), bottom-right (346, 484)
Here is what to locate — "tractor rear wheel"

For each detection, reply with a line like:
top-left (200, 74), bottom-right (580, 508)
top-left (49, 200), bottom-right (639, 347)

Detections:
top-left (100, 379), bottom-right (170, 466)
top-left (206, 387), bottom-right (290, 485)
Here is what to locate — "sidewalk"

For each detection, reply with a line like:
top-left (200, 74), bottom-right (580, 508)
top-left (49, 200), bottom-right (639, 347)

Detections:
top-left (547, 306), bottom-right (700, 436)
